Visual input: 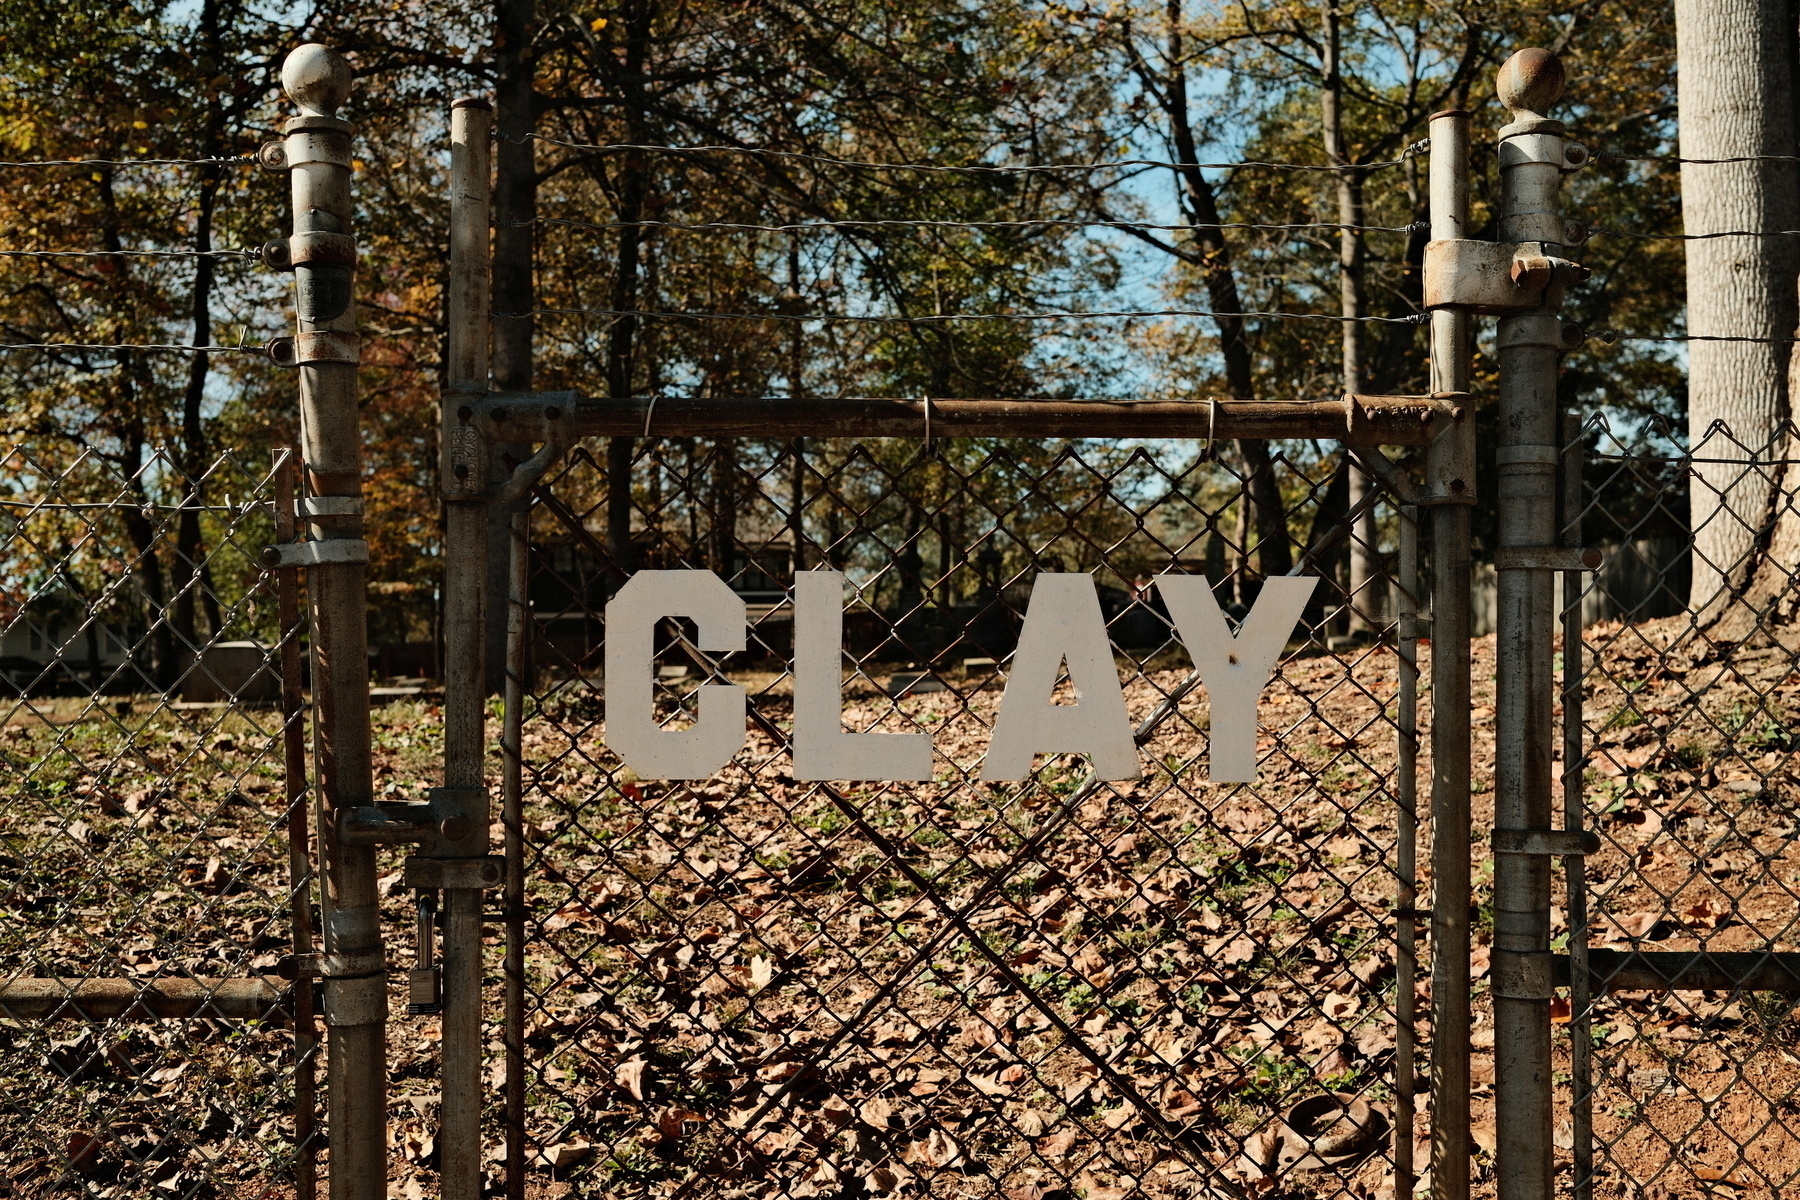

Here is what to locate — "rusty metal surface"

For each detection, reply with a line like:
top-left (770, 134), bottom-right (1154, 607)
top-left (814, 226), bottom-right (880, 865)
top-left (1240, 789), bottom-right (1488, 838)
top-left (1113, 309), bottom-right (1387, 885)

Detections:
top-left (0, 977), bottom-right (288, 1020)
top-left (551, 393), bottom-right (1458, 444)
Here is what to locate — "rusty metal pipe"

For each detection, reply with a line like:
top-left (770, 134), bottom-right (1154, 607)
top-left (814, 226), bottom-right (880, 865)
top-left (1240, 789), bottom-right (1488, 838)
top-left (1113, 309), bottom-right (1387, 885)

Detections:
top-left (1394, 503), bottom-right (1421, 1195)
top-left (439, 95), bottom-right (496, 1200)
top-left (277, 44), bottom-right (385, 1200)
top-left (275, 450), bottom-right (319, 1200)
top-left (1560, 412), bottom-right (1593, 1200)
top-left (1492, 47), bottom-right (1573, 1200)
top-left (503, 509), bottom-right (529, 1199)
top-left (1426, 104), bottom-right (1475, 1200)
top-left (553, 392), bottom-right (1456, 444)
top-left (0, 977), bottom-right (288, 1020)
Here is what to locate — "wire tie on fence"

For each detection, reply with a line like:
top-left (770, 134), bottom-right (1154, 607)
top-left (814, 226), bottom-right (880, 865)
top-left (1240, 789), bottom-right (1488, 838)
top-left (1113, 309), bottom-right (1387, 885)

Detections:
top-left (641, 393), bottom-right (659, 439)
top-left (922, 395), bottom-right (933, 454)
top-left (1204, 397), bottom-right (1218, 462)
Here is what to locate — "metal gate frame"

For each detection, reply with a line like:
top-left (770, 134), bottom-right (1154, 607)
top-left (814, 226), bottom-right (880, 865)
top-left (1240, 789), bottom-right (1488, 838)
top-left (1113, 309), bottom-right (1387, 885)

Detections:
top-left (429, 77), bottom-right (1482, 1200)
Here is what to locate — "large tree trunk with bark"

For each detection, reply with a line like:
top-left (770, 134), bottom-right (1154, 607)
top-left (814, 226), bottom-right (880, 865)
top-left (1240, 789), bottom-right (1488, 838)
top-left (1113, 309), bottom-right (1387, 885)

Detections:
top-left (1675, 0), bottom-right (1800, 640)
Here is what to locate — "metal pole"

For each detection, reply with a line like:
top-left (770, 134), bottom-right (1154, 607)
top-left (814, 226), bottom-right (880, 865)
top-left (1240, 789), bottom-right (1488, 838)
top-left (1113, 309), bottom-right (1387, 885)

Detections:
top-left (275, 448), bottom-right (318, 1200)
top-left (1426, 104), bottom-right (1474, 1200)
top-left (1492, 48), bottom-right (1576, 1200)
top-left (277, 45), bottom-right (383, 1200)
top-left (1561, 411), bottom-right (1592, 1200)
top-left (1395, 502), bottom-right (1420, 1195)
top-left (503, 511), bottom-right (529, 1200)
top-left (441, 96), bottom-right (494, 1200)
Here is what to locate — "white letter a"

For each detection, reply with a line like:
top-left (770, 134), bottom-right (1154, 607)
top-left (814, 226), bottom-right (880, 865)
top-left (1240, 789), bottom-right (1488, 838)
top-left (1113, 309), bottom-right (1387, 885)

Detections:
top-left (981, 574), bottom-right (1139, 781)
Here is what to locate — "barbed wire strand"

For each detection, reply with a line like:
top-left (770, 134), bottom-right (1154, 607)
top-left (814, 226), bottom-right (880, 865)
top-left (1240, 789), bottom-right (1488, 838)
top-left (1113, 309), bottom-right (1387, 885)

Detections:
top-left (1596, 151), bottom-right (1800, 166)
top-left (510, 306), bottom-right (1431, 326)
top-left (0, 155), bottom-right (258, 170)
top-left (1590, 331), bottom-right (1800, 345)
top-left (0, 249), bottom-right (261, 260)
top-left (518, 215), bottom-right (1425, 237)
top-left (0, 342), bottom-right (265, 354)
top-left (1591, 227), bottom-right (1800, 241)
top-left (517, 134), bottom-right (1431, 176)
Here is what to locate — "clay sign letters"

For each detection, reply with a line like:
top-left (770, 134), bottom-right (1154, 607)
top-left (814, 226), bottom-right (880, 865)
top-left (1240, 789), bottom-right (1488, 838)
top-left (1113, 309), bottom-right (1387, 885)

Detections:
top-left (603, 570), bottom-right (1315, 784)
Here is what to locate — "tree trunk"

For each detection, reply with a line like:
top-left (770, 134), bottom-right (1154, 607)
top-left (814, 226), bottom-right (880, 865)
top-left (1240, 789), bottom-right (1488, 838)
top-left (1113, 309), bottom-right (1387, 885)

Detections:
top-left (1674, 0), bottom-right (1800, 639)
top-left (172, 0), bottom-right (225, 665)
top-left (1321, 1), bottom-right (1380, 632)
top-left (604, 1), bottom-right (656, 588)
top-left (488, 0), bottom-right (538, 692)
top-left (1160, 0), bottom-right (1293, 579)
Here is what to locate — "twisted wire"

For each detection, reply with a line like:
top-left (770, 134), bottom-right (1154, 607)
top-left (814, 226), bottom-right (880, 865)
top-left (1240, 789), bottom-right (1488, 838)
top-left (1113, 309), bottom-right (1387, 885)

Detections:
top-left (1596, 150), bottom-right (1800, 166)
top-left (1591, 227), bottom-right (1800, 241)
top-left (1589, 330), bottom-right (1800, 345)
top-left (510, 306), bottom-right (1431, 326)
top-left (0, 155), bottom-right (257, 169)
top-left (518, 215), bottom-right (1425, 237)
top-left (0, 248), bottom-right (261, 260)
top-left (516, 133), bottom-right (1429, 176)
top-left (0, 342), bottom-right (266, 354)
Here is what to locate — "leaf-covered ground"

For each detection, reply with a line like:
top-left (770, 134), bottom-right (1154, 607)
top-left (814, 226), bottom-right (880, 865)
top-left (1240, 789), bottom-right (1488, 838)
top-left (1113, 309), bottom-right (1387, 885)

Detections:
top-left (5, 619), bottom-right (1800, 1200)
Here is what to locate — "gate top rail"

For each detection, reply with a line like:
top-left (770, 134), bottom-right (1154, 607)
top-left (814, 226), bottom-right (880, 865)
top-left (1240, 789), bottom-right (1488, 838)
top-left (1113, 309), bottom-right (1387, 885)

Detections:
top-left (452, 388), bottom-right (1466, 445)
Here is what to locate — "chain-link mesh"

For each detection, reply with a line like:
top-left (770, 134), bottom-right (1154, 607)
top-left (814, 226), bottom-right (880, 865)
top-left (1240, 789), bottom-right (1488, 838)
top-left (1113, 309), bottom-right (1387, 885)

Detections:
top-left (1556, 418), bottom-right (1800, 1197)
top-left (0, 446), bottom-right (310, 1198)
top-left (482, 435), bottom-right (1424, 1200)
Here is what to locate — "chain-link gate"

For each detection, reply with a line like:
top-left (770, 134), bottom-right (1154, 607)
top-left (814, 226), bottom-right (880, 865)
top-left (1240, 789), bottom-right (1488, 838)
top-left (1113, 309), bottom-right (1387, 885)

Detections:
top-left (1554, 417), bottom-right (1800, 1198)
top-left (0, 445), bottom-right (315, 1198)
top-left (424, 65), bottom-right (1482, 1200)
top-left (490, 436), bottom-right (1426, 1200)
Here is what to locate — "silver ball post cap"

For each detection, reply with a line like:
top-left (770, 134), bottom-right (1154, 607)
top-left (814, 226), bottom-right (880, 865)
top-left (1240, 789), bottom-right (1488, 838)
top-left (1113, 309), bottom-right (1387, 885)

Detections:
top-left (1497, 47), bottom-right (1564, 121)
top-left (282, 43), bottom-right (352, 118)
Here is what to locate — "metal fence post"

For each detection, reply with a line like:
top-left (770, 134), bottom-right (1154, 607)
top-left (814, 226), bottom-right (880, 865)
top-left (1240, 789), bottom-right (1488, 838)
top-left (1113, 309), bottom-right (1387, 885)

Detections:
top-left (441, 96), bottom-right (495, 1200)
top-left (1426, 104), bottom-right (1475, 1200)
top-left (1492, 48), bottom-right (1582, 1200)
top-left (1395, 502), bottom-right (1421, 1196)
top-left (275, 448), bottom-right (319, 1200)
top-left (1560, 411), bottom-right (1592, 1200)
top-left (276, 44), bottom-right (385, 1200)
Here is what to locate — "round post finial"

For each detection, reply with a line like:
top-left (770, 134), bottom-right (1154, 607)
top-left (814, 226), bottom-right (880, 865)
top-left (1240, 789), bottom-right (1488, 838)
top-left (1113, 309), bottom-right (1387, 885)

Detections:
top-left (282, 44), bottom-right (352, 119)
top-left (1497, 48), bottom-right (1564, 122)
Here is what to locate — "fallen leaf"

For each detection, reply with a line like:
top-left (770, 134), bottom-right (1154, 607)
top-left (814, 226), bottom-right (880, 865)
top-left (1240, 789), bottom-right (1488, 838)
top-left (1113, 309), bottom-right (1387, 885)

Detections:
top-left (1693, 1166), bottom-right (1751, 1188)
top-left (853, 1096), bottom-right (893, 1132)
top-left (1037, 1129), bottom-right (1078, 1159)
top-left (616, 1057), bottom-right (650, 1101)
top-left (547, 1142), bottom-right (592, 1169)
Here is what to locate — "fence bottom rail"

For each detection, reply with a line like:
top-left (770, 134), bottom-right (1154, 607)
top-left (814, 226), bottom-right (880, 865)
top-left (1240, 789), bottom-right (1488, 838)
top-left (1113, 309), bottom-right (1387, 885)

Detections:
top-left (0, 976), bottom-right (290, 1019)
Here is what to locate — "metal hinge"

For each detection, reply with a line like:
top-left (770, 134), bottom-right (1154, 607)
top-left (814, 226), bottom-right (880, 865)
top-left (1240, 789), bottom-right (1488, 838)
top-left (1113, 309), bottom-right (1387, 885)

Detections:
top-left (261, 538), bottom-right (369, 568)
top-left (1424, 238), bottom-right (1591, 314)
top-left (404, 856), bottom-right (504, 889)
top-left (1493, 546), bottom-right (1603, 571)
top-left (297, 495), bottom-right (363, 518)
top-left (1492, 828), bottom-right (1600, 856)
top-left (266, 330), bottom-right (361, 367)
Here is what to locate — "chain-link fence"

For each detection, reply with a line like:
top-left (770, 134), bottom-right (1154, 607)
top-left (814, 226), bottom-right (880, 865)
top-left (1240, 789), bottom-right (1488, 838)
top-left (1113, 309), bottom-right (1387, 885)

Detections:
top-left (1555, 419), bottom-right (1800, 1198)
top-left (477, 434), bottom-right (1426, 1200)
top-left (0, 445), bottom-right (313, 1199)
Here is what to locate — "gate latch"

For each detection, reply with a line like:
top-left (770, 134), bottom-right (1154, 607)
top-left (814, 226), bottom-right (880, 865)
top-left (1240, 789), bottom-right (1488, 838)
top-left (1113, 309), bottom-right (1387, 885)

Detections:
top-left (1492, 828), bottom-right (1600, 856)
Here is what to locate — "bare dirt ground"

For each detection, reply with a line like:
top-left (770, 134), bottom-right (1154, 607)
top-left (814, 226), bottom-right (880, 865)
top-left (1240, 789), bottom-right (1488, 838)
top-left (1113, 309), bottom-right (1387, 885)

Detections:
top-left (5, 617), bottom-right (1798, 1200)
